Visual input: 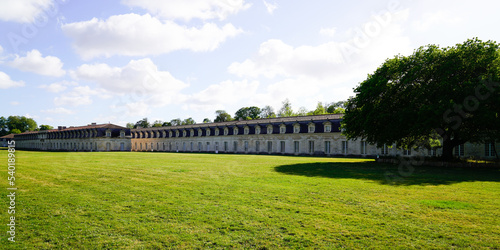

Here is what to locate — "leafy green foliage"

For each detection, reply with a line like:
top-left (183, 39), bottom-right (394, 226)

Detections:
top-left (10, 128), bottom-right (21, 134)
top-left (152, 120), bottom-right (163, 127)
top-left (278, 99), bottom-right (294, 117)
top-left (234, 106), bottom-right (261, 120)
top-left (214, 110), bottom-right (233, 122)
top-left (0, 116), bottom-right (8, 136)
top-left (38, 124), bottom-right (54, 131)
top-left (170, 118), bottom-right (182, 126)
top-left (343, 38), bottom-right (500, 159)
top-left (182, 117), bottom-right (196, 125)
top-left (6, 115), bottom-right (37, 133)
top-left (260, 105), bottom-right (277, 118)
top-left (134, 118), bottom-right (151, 128)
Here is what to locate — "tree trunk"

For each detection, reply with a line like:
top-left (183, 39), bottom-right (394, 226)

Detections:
top-left (441, 139), bottom-right (454, 161)
top-left (441, 138), bottom-right (464, 161)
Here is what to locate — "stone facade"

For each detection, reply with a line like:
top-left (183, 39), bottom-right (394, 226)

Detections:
top-left (0, 134), bottom-right (14, 147)
top-left (14, 123), bottom-right (131, 152)
top-left (11, 115), bottom-right (499, 160)
top-left (130, 114), bottom-right (380, 156)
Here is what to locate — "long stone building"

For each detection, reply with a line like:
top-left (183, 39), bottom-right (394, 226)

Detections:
top-left (12, 114), bottom-right (499, 159)
top-left (14, 123), bottom-right (132, 152)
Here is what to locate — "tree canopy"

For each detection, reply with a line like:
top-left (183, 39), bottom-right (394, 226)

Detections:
top-left (234, 106), bottom-right (261, 120)
top-left (342, 38), bottom-right (500, 160)
top-left (39, 125), bottom-right (54, 131)
top-left (260, 105), bottom-right (277, 118)
top-left (152, 120), bottom-right (163, 127)
top-left (214, 110), bottom-right (233, 123)
top-left (134, 118), bottom-right (151, 129)
top-left (277, 99), bottom-right (294, 117)
top-left (0, 116), bottom-right (38, 135)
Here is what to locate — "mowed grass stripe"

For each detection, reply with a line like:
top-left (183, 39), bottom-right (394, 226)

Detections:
top-left (1, 150), bottom-right (499, 249)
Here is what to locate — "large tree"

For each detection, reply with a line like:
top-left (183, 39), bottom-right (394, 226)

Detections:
top-left (0, 116), bottom-right (8, 136)
top-left (277, 99), bottom-right (294, 117)
top-left (214, 110), bottom-right (233, 123)
top-left (234, 106), bottom-right (261, 120)
top-left (260, 106), bottom-right (276, 118)
top-left (39, 125), bottom-right (54, 131)
top-left (7, 116), bottom-right (37, 133)
top-left (134, 118), bottom-right (150, 129)
top-left (182, 117), bottom-right (196, 125)
top-left (152, 120), bottom-right (163, 127)
top-left (311, 102), bottom-right (327, 115)
top-left (170, 118), bottom-right (182, 126)
top-left (326, 101), bottom-right (346, 114)
top-left (342, 38), bottom-right (500, 160)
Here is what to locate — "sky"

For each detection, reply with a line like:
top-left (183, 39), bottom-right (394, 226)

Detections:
top-left (1, 0), bottom-right (500, 127)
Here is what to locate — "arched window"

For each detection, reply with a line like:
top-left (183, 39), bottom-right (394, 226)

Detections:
top-left (308, 123), bottom-right (315, 133)
top-left (267, 125), bottom-right (273, 134)
top-left (279, 124), bottom-right (286, 134)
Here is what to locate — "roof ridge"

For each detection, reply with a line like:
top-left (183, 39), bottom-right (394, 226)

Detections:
top-left (132, 114), bottom-right (343, 131)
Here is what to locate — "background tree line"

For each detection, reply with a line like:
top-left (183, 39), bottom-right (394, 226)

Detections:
top-left (127, 99), bottom-right (347, 128)
top-left (0, 116), bottom-right (54, 136)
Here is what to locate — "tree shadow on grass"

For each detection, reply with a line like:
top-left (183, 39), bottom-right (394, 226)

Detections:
top-left (274, 162), bottom-right (500, 186)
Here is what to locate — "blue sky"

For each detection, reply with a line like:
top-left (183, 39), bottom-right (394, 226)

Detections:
top-left (1, 0), bottom-right (500, 127)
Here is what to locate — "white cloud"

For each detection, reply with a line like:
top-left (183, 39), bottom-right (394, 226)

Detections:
top-left (10, 101), bottom-right (20, 106)
top-left (229, 9), bottom-right (412, 80)
top-left (62, 13), bottom-right (243, 59)
top-left (0, 0), bottom-right (53, 23)
top-left (53, 83), bottom-right (109, 107)
top-left (413, 11), bottom-right (461, 31)
top-left (71, 58), bottom-right (188, 117)
top-left (42, 107), bottom-right (75, 115)
top-left (228, 39), bottom-right (344, 79)
top-left (72, 58), bottom-right (188, 99)
top-left (8, 50), bottom-right (65, 77)
top-left (24, 113), bottom-right (39, 119)
top-left (263, 0), bottom-right (277, 14)
top-left (54, 94), bottom-right (92, 106)
top-left (0, 45), bottom-right (3, 54)
top-left (0, 71), bottom-right (25, 89)
top-left (39, 80), bottom-right (78, 93)
top-left (182, 79), bottom-right (259, 112)
top-left (227, 9), bottom-right (413, 108)
top-left (121, 0), bottom-right (251, 21)
top-left (124, 101), bottom-right (151, 117)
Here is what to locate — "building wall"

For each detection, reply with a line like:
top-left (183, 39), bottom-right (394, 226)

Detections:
top-left (10, 116), bottom-right (499, 160)
top-left (130, 132), bottom-right (425, 157)
top-left (15, 137), bottom-right (132, 152)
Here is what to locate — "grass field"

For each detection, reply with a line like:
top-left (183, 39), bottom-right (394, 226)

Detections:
top-left (1, 150), bottom-right (499, 249)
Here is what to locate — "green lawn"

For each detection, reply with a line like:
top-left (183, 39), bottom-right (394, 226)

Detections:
top-left (1, 150), bottom-right (499, 249)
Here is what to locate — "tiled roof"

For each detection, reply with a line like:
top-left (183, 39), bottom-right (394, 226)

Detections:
top-left (16, 123), bottom-right (127, 135)
top-left (133, 114), bottom-right (344, 131)
top-left (0, 134), bottom-right (15, 139)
